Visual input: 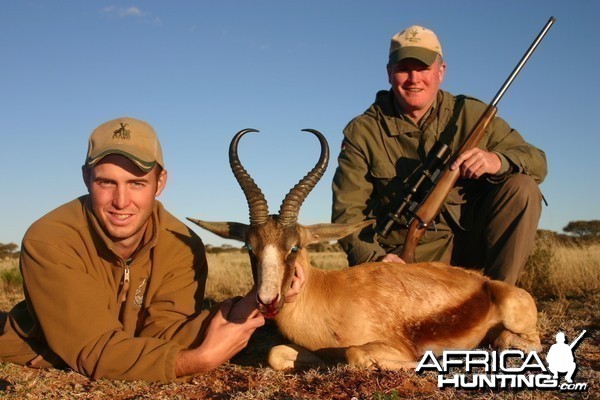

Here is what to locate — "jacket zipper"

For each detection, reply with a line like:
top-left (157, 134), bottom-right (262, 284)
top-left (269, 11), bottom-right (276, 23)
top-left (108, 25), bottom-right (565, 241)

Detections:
top-left (119, 266), bottom-right (130, 303)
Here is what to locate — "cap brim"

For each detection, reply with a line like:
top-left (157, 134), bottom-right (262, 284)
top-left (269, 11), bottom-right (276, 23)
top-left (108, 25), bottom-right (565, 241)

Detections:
top-left (86, 149), bottom-right (158, 173)
top-left (389, 47), bottom-right (439, 66)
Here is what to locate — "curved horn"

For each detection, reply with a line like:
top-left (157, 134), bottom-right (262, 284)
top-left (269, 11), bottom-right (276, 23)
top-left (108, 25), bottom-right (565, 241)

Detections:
top-left (229, 129), bottom-right (269, 225)
top-left (278, 129), bottom-right (329, 226)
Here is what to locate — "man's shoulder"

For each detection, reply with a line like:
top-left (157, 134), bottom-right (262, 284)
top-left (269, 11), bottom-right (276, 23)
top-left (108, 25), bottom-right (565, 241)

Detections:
top-left (26, 196), bottom-right (88, 241)
top-left (344, 90), bottom-right (391, 137)
top-left (155, 202), bottom-right (204, 249)
top-left (450, 92), bottom-right (487, 109)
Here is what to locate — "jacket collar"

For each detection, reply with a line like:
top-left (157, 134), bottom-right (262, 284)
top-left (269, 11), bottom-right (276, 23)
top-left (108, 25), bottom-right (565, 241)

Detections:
top-left (83, 195), bottom-right (159, 264)
top-left (368, 89), bottom-right (456, 140)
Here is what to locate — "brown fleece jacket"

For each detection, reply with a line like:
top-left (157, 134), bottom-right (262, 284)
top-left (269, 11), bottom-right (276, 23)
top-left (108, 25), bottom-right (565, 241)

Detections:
top-left (0, 196), bottom-right (210, 382)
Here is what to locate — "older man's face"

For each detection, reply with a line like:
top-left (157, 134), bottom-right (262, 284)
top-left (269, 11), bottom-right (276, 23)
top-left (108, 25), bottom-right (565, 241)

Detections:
top-left (388, 56), bottom-right (446, 122)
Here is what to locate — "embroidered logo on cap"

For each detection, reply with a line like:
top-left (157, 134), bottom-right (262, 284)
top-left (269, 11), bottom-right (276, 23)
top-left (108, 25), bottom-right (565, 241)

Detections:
top-left (407, 28), bottom-right (421, 43)
top-left (113, 123), bottom-right (131, 140)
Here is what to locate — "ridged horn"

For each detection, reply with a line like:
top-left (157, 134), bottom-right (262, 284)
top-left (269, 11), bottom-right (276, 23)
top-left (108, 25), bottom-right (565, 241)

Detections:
top-left (278, 129), bottom-right (329, 226)
top-left (229, 129), bottom-right (269, 225)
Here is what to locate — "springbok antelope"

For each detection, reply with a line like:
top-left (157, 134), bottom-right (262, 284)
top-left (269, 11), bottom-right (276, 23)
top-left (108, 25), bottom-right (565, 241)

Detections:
top-left (189, 128), bottom-right (541, 371)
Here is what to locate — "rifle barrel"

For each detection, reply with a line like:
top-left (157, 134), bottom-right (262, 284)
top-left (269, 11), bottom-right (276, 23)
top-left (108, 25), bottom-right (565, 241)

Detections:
top-left (569, 330), bottom-right (587, 349)
top-left (490, 16), bottom-right (556, 107)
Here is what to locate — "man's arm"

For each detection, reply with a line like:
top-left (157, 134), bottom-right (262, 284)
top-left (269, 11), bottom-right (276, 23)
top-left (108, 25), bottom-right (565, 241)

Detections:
top-left (175, 297), bottom-right (264, 377)
top-left (332, 134), bottom-right (386, 265)
top-left (480, 112), bottom-right (547, 183)
top-left (175, 261), bottom-right (311, 378)
top-left (175, 256), bottom-right (308, 377)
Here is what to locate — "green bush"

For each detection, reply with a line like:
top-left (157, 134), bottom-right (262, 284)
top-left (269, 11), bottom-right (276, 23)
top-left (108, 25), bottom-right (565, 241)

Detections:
top-left (1, 267), bottom-right (22, 288)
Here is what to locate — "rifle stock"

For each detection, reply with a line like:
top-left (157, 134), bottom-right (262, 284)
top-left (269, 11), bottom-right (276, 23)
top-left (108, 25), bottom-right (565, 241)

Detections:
top-left (400, 105), bottom-right (497, 263)
top-left (398, 16), bottom-right (555, 263)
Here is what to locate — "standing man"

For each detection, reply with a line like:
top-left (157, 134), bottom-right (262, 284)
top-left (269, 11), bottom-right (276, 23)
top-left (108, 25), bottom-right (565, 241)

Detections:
top-left (0, 117), bottom-right (266, 381)
top-left (332, 25), bottom-right (547, 284)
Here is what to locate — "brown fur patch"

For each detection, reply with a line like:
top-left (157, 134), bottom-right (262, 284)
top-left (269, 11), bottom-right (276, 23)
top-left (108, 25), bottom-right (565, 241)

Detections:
top-left (405, 282), bottom-right (493, 352)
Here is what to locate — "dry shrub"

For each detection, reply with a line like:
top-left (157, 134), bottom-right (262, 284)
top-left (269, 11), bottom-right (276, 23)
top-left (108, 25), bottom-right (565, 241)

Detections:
top-left (0, 258), bottom-right (23, 310)
top-left (0, 258), bottom-right (18, 273)
top-left (518, 234), bottom-right (600, 298)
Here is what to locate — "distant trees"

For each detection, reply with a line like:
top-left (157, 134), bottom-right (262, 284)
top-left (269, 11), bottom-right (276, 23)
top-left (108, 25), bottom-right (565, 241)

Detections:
top-left (538, 220), bottom-right (600, 246)
top-left (0, 242), bottom-right (20, 259)
top-left (204, 244), bottom-right (246, 254)
top-left (563, 220), bottom-right (600, 238)
top-left (204, 242), bottom-right (344, 254)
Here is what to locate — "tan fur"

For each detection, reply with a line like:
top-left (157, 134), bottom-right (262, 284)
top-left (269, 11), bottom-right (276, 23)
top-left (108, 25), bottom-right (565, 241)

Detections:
top-left (270, 249), bottom-right (541, 370)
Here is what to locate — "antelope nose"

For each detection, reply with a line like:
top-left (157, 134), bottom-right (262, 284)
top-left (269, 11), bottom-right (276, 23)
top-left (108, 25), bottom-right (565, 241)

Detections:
top-left (256, 293), bottom-right (280, 307)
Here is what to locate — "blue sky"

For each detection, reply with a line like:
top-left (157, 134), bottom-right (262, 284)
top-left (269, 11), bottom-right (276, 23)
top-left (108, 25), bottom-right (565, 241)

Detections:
top-left (1, 1), bottom-right (598, 247)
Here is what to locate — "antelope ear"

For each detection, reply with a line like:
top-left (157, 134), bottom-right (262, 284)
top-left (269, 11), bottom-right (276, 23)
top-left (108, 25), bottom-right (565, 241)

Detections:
top-left (301, 220), bottom-right (375, 245)
top-left (187, 218), bottom-right (249, 242)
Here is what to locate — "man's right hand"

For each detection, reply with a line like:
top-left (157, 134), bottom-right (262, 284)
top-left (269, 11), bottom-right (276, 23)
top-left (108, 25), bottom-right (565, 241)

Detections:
top-left (175, 298), bottom-right (265, 377)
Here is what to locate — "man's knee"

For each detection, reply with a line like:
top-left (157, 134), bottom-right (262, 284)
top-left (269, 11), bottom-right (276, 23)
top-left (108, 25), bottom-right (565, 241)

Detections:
top-left (489, 175), bottom-right (543, 223)
top-left (498, 174), bottom-right (542, 207)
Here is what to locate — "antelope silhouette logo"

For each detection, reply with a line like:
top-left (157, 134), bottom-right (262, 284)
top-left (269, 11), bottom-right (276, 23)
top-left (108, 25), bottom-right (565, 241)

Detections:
top-left (113, 123), bottom-right (131, 140)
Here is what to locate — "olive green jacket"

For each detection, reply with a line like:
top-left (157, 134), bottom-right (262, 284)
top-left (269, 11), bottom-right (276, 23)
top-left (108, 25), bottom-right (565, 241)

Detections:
top-left (0, 196), bottom-right (210, 382)
top-left (332, 89), bottom-right (547, 265)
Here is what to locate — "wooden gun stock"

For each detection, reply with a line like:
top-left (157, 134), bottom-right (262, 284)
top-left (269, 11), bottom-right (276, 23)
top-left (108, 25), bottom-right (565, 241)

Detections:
top-left (399, 17), bottom-right (555, 263)
top-left (400, 106), bottom-right (497, 263)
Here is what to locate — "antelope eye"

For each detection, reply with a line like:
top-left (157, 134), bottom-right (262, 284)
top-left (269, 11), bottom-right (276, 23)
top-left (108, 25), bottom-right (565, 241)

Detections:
top-left (244, 244), bottom-right (253, 252)
top-left (291, 245), bottom-right (299, 252)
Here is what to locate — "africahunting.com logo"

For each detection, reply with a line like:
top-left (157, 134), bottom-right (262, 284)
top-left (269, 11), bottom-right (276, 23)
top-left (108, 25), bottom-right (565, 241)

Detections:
top-left (416, 330), bottom-right (588, 392)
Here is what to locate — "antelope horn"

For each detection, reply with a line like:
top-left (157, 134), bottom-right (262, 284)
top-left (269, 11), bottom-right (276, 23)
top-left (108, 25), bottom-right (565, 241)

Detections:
top-left (278, 129), bottom-right (329, 226)
top-left (229, 129), bottom-right (269, 225)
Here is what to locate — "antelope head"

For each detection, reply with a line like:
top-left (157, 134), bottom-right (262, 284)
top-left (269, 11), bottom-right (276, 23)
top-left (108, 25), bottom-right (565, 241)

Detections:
top-left (188, 129), bottom-right (371, 317)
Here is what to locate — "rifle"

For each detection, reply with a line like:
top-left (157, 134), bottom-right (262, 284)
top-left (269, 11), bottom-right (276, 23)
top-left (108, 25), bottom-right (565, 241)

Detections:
top-left (569, 330), bottom-right (586, 350)
top-left (376, 17), bottom-right (556, 263)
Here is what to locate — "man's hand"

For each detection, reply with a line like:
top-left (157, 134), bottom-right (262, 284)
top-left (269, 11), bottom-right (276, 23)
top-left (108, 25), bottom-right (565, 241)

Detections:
top-left (227, 292), bottom-right (260, 322)
top-left (378, 253), bottom-right (406, 264)
top-left (175, 299), bottom-right (265, 377)
top-left (284, 261), bottom-right (306, 303)
top-left (450, 148), bottom-right (501, 179)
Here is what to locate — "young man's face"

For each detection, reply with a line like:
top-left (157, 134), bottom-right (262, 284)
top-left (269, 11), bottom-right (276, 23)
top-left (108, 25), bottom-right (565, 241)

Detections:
top-left (84, 154), bottom-right (166, 254)
top-left (387, 56), bottom-right (446, 120)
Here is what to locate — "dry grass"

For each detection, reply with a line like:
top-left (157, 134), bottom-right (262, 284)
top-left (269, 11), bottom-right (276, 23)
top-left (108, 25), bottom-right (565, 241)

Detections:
top-left (0, 258), bottom-right (22, 311)
top-left (0, 241), bottom-right (598, 399)
top-left (518, 237), bottom-right (600, 299)
top-left (205, 252), bottom-right (254, 303)
top-left (205, 251), bottom-right (348, 303)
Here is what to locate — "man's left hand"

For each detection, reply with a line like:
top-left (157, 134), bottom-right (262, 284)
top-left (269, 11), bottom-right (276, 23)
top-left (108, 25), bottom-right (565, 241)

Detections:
top-left (285, 261), bottom-right (306, 303)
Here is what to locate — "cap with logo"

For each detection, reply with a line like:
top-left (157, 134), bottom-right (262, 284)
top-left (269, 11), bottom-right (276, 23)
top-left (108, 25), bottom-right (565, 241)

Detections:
top-left (389, 25), bottom-right (443, 66)
top-left (85, 117), bottom-right (164, 173)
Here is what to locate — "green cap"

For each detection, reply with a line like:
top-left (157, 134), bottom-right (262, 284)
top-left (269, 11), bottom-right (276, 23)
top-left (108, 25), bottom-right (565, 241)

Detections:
top-left (85, 117), bottom-right (164, 172)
